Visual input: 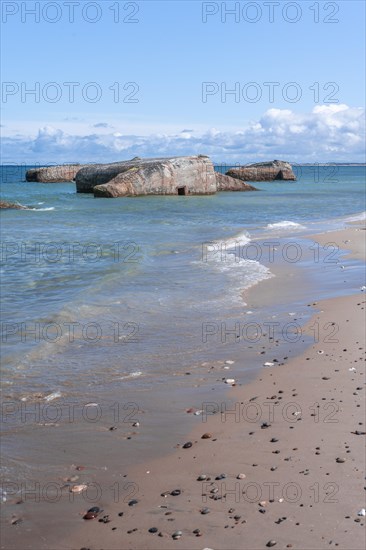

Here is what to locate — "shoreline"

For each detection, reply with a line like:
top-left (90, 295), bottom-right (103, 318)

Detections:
top-left (1, 223), bottom-right (365, 549)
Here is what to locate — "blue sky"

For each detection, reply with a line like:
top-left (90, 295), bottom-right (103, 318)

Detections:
top-left (1, 0), bottom-right (365, 162)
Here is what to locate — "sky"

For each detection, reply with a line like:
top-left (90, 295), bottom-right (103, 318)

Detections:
top-left (1, 0), bottom-right (365, 163)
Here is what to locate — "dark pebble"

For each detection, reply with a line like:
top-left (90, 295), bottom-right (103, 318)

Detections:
top-left (87, 507), bottom-right (101, 514)
top-left (270, 438), bottom-right (279, 443)
top-left (83, 512), bottom-right (98, 520)
top-left (171, 489), bottom-right (181, 496)
top-left (128, 499), bottom-right (139, 506)
top-left (182, 442), bottom-right (193, 449)
top-left (148, 527), bottom-right (158, 533)
top-left (266, 542), bottom-right (277, 548)
top-left (201, 507), bottom-right (210, 514)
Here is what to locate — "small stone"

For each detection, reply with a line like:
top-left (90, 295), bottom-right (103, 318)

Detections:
top-left (182, 441), bottom-right (193, 449)
top-left (171, 489), bottom-right (181, 496)
top-left (225, 378), bottom-right (236, 385)
top-left (266, 541), bottom-right (277, 548)
top-left (200, 507), bottom-right (210, 514)
top-left (237, 473), bottom-right (246, 479)
top-left (128, 499), bottom-right (139, 506)
top-left (83, 511), bottom-right (99, 520)
top-left (270, 438), bottom-right (279, 443)
top-left (201, 433), bottom-right (212, 439)
top-left (172, 530), bottom-right (182, 539)
top-left (336, 457), bottom-right (346, 463)
top-left (197, 475), bottom-right (207, 481)
top-left (109, 426), bottom-right (117, 431)
top-left (148, 527), bottom-right (158, 533)
top-left (70, 484), bottom-right (88, 493)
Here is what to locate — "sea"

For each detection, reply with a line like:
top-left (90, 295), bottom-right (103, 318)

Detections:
top-left (0, 164), bottom-right (365, 489)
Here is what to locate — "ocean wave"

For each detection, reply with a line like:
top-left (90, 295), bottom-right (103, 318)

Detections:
top-left (32, 206), bottom-right (55, 211)
top-left (343, 211), bottom-right (366, 222)
top-left (266, 220), bottom-right (306, 230)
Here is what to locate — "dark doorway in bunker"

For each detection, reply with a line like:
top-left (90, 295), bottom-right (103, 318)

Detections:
top-left (177, 186), bottom-right (188, 195)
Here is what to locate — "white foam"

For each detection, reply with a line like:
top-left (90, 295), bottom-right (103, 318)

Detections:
top-left (343, 211), bottom-right (366, 222)
top-left (117, 371), bottom-right (143, 380)
top-left (266, 221), bottom-right (306, 230)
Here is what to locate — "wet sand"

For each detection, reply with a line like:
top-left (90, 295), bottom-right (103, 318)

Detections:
top-left (2, 224), bottom-right (365, 549)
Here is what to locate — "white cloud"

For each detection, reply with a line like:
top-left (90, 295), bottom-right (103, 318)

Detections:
top-left (1, 104), bottom-right (364, 163)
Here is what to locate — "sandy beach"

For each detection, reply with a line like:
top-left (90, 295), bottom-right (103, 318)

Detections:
top-left (2, 223), bottom-right (365, 550)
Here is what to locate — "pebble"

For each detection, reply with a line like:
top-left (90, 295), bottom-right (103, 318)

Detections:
top-left (183, 441), bottom-right (193, 449)
top-left (83, 506), bottom-right (101, 520)
top-left (215, 473), bottom-right (227, 480)
top-left (197, 475), bottom-right (207, 481)
top-left (266, 541), bottom-right (277, 548)
top-left (358, 508), bottom-right (366, 516)
top-left (200, 507), bottom-right (210, 514)
top-left (225, 378), bottom-right (236, 385)
top-left (201, 433), bottom-right (212, 439)
top-left (148, 527), bottom-right (158, 533)
top-left (128, 499), bottom-right (139, 506)
top-left (237, 473), bottom-right (246, 479)
top-left (172, 530), bottom-right (182, 539)
top-left (171, 489), bottom-right (181, 496)
top-left (70, 484), bottom-right (88, 493)
top-left (225, 360), bottom-right (235, 365)
top-left (336, 457), bottom-right (346, 463)
top-left (270, 438), bottom-right (279, 443)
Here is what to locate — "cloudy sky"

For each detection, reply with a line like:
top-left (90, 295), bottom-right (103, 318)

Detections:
top-left (1, 0), bottom-right (365, 163)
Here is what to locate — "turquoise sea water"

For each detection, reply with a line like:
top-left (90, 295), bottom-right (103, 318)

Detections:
top-left (1, 165), bottom-right (365, 400)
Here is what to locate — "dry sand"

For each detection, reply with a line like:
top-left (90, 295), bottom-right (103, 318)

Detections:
top-left (3, 224), bottom-right (365, 550)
